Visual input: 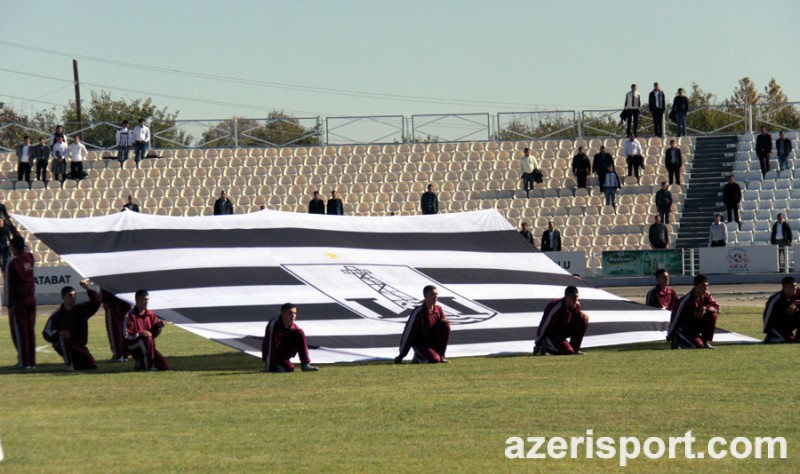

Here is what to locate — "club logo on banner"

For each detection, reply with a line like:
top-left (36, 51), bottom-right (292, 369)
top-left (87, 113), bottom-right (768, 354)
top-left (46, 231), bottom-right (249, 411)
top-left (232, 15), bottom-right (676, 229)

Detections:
top-left (282, 264), bottom-right (496, 325)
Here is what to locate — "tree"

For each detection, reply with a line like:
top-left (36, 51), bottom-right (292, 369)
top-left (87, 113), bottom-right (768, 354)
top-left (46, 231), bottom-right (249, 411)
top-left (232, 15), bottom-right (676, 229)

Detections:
top-left (199, 111), bottom-right (320, 148)
top-left (495, 113), bottom-right (578, 141)
top-left (62, 90), bottom-right (192, 149)
top-left (0, 102), bottom-right (58, 151)
top-left (756, 78), bottom-right (800, 130)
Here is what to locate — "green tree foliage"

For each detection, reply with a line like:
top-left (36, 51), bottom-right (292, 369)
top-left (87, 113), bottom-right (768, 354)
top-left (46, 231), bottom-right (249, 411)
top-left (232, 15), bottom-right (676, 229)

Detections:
top-left (495, 113), bottom-right (579, 140)
top-left (62, 90), bottom-right (192, 149)
top-left (0, 102), bottom-right (58, 151)
top-left (199, 112), bottom-right (320, 148)
top-left (756, 78), bottom-right (800, 130)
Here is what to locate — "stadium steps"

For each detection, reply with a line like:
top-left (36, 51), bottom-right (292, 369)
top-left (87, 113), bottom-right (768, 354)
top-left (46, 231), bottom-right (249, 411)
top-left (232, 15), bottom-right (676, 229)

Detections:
top-left (675, 135), bottom-right (738, 249)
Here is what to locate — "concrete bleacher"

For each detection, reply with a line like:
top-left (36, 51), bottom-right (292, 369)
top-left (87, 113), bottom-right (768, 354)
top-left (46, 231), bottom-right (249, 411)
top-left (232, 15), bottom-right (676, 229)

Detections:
top-left (0, 136), bottom-right (693, 271)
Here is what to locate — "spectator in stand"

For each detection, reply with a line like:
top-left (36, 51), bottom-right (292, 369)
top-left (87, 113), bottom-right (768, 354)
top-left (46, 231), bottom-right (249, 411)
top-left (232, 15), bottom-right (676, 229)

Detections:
top-left (540, 221), bottom-right (561, 252)
top-left (66, 135), bottom-right (88, 180)
top-left (32, 137), bottom-right (50, 182)
top-left (519, 222), bottom-right (534, 247)
top-left (671, 88), bottom-right (689, 137)
top-left (0, 202), bottom-right (7, 222)
top-left (623, 84), bottom-right (641, 136)
top-left (776, 130), bottom-right (793, 173)
top-left (755, 126), bottom-right (773, 177)
top-left (49, 124), bottom-right (67, 147)
top-left (420, 184), bottom-right (439, 215)
top-left (771, 213), bottom-right (792, 271)
top-left (51, 135), bottom-right (68, 182)
top-left (213, 190), bottom-right (234, 215)
top-left (327, 190), bottom-right (344, 215)
top-left (132, 118), bottom-right (151, 166)
top-left (654, 181), bottom-right (673, 224)
top-left (592, 145), bottom-right (614, 193)
top-left (664, 139), bottom-right (683, 185)
top-left (762, 276), bottom-right (800, 344)
top-left (603, 164), bottom-right (621, 211)
top-left (623, 134), bottom-right (644, 183)
top-left (122, 195), bottom-right (140, 212)
top-left (15, 135), bottom-right (32, 183)
top-left (571, 146), bottom-right (591, 190)
top-left (308, 191), bottom-right (325, 215)
top-left (648, 214), bottom-right (669, 249)
top-left (519, 147), bottom-right (539, 197)
top-left (646, 268), bottom-right (678, 311)
top-left (648, 82), bottom-right (666, 138)
top-left (668, 274), bottom-right (720, 349)
top-left (722, 175), bottom-right (742, 229)
top-left (708, 214), bottom-right (727, 247)
top-left (115, 120), bottom-right (133, 163)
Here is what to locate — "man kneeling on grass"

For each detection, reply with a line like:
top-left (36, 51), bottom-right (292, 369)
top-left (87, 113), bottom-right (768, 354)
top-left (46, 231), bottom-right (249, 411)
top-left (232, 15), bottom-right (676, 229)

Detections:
top-left (763, 276), bottom-right (800, 343)
top-left (125, 290), bottom-right (170, 371)
top-left (668, 275), bottom-right (720, 349)
top-left (262, 303), bottom-right (319, 373)
top-left (533, 286), bottom-right (589, 355)
top-left (395, 285), bottom-right (451, 364)
top-left (42, 280), bottom-right (102, 371)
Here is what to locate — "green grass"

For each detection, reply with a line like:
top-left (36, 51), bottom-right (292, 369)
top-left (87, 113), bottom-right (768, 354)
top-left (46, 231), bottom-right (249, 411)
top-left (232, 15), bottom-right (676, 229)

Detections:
top-left (0, 306), bottom-right (795, 473)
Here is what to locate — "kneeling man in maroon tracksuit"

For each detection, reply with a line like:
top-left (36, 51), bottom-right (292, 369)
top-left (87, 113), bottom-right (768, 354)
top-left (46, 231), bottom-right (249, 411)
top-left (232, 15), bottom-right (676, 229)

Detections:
top-left (42, 280), bottom-right (102, 371)
top-left (762, 276), bottom-right (800, 343)
top-left (262, 303), bottom-right (319, 373)
top-left (534, 285), bottom-right (589, 355)
top-left (125, 289), bottom-right (170, 371)
top-left (668, 274), bottom-right (720, 349)
top-left (394, 285), bottom-right (451, 364)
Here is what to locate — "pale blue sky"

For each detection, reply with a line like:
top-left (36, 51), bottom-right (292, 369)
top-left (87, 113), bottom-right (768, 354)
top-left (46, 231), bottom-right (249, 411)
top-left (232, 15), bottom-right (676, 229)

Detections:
top-left (2, 0), bottom-right (797, 121)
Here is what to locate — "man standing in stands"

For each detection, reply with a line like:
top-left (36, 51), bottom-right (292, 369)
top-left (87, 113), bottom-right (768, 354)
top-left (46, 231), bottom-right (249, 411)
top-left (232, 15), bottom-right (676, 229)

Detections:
top-left (654, 181), bottom-right (673, 224)
top-left (646, 268), bottom-right (678, 311)
top-left (776, 130), bottom-right (793, 173)
top-left (327, 190), bottom-right (344, 215)
top-left (519, 147), bottom-right (538, 197)
top-left (6, 235), bottom-right (36, 369)
top-left (132, 118), bottom-right (151, 166)
top-left (122, 195), bottom-right (140, 212)
top-left (603, 164), bottom-right (621, 211)
top-left (668, 275), bottom-right (720, 349)
top-left (648, 214), bottom-right (669, 249)
top-left (762, 276), bottom-right (800, 343)
top-left (533, 286), bottom-right (589, 356)
top-left (51, 135), bottom-right (68, 182)
top-left (623, 134), bottom-right (643, 183)
top-left (42, 280), bottom-right (102, 371)
top-left (672, 88), bottom-right (689, 137)
top-left (125, 289), bottom-right (170, 371)
top-left (623, 84), bottom-right (641, 136)
top-left (771, 213), bottom-right (792, 271)
top-left (519, 222), bottom-right (534, 247)
top-left (756, 126), bottom-right (773, 177)
top-left (66, 135), bottom-right (88, 180)
top-left (420, 183), bottom-right (439, 215)
top-left (540, 221), bottom-right (561, 252)
top-left (308, 191), bottom-right (325, 215)
top-left (115, 120), bottom-right (133, 163)
top-left (722, 175), bottom-right (742, 229)
top-left (571, 146), bottom-right (591, 190)
top-left (213, 190), bottom-right (234, 215)
top-left (15, 135), bottom-right (32, 184)
top-left (32, 137), bottom-right (50, 183)
top-left (262, 303), bottom-right (319, 373)
top-left (649, 82), bottom-right (666, 138)
top-left (394, 285), bottom-right (450, 364)
top-left (593, 145), bottom-right (613, 193)
top-left (102, 289), bottom-right (131, 362)
top-left (664, 139), bottom-right (683, 185)
top-left (708, 214), bottom-right (727, 247)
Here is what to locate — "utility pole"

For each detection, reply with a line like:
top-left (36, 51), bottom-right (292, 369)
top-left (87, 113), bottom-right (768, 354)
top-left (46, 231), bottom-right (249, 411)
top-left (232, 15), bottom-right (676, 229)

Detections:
top-left (73, 59), bottom-right (82, 134)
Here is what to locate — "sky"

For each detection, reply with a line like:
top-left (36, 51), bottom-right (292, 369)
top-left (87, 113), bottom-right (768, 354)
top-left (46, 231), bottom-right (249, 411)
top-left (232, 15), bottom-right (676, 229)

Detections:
top-left (2, 0), bottom-right (798, 129)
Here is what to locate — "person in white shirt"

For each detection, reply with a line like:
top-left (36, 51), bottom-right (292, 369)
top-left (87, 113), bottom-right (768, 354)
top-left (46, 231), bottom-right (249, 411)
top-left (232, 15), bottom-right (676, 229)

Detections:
top-left (15, 136), bottom-right (32, 183)
top-left (115, 120), bottom-right (133, 163)
top-left (623, 84), bottom-right (641, 136)
top-left (708, 214), bottom-right (728, 247)
top-left (66, 136), bottom-right (88, 180)
top-left (51, 135), bottom-right (69, 182)
top-left (132, 118), bottom-right (151, 166)
top-left (519, 147), bottom-right (540, 196)
top-left (623, 134), bottom-right (644, 183)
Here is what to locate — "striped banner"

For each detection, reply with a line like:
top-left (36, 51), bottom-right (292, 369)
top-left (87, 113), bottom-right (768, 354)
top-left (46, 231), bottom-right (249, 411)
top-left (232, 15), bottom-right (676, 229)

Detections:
top-left (13, 210), bottom-right (753, 363)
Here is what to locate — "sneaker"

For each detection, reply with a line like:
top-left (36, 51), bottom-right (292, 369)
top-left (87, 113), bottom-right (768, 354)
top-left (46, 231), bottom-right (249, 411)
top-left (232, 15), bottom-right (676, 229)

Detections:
top-left (109, 357), bottom-right (127, 363)
top-left (573, 351), bottom-right (586, 355)
top-left (301, 363), bottom-right (319, 372)
top-left (23, 366), bottom-right (36, 370)
top-left (272, 365), bottom-right (287, 373)
top-left (65, 364), bottom-right (75, 372)
top-left (704, 342), bottom-right (716, 349)
top-left (439, 358), bottom-right (450, 364)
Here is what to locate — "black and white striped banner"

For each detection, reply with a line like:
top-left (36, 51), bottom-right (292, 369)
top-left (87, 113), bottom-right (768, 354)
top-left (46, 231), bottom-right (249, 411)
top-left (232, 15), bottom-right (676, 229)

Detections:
top-left (14, 210), bottom-right (752, 363)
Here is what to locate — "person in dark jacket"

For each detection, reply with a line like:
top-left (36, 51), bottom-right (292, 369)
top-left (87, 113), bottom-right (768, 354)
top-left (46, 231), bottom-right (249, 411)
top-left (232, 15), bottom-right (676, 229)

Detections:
top-left (42, 280), bottom-right (102, 371)
top-left (648, 82), bottom-right (666, 138)
top-left (671, 88), bottom-right (689, 137)
top-left (654, 181), bottom-right (673, 224)
top-left (776, 130), bottom-right (794, 172)
top-left (648, 215), bottom-right (669, 249)
top-left (540, 221), bottom-right (562, 252)
top-left (519, 222), bottom-right (534, 247)
top-left (308, 191), bottom-right (326, 215)
top-left (771, 213), bottom-right (793, 272)
top-left (571, 147), bottom-right (591, 189)
top-left (722, 175), bottom-right (742, 228)
top-left (31, 137), bottom-right (51, 182)
top-left (756, 126), bottom-right (773, 177)
top-left (326, 190), bottom-right (344, 215)
top-left (420, 184), bottom-right (439, 214)
top-left (592, 146), bottom-right (613, 193)
top-left (664, 139), bottom-right (683, 185)
top-left (213, 190), bottom-right (234, 215)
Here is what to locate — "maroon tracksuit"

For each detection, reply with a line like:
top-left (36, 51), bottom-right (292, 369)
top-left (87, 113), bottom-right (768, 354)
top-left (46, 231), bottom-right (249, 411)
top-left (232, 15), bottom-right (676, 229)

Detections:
top-left (535, 298), bottom-right (588, 355)
top-left (124, 307), bottom-right (169, 371)
top-left (646, 285), bottom-right (678, 311)
top-left (6, 249), bottom-right (36, 368)
top-left (261, 316), bottom-right (312, 372)
top-left (762, 288), bottom-right (800, 343)
top-left (42, 289), bottom-right (102, 370)
top-left (397, 303), bottom-right (450, 363)
top-left (668, 291), bottom-right (720, 349)
top-left (102, 289), bottom-right (131, 359)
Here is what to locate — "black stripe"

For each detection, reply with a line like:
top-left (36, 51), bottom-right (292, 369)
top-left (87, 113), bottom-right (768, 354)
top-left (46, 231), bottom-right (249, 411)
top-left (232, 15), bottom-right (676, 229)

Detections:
top-left (478, 298), bottom-right (664, 314)
top-left (419, 268), bottom-right (588, 287)
top-left (35, 228), bottom-right (530, 255)
top-left (92, 267), bottom-right (303, 293)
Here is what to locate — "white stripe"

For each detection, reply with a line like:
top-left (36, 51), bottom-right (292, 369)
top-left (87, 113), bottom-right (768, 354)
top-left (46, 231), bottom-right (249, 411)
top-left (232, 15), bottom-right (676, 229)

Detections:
top-left (116, 286), bottom-right (333, 310)
top-left (449, 284), bottom-right (624, 301)
top-left (762, 292), bottom-right (781, 333)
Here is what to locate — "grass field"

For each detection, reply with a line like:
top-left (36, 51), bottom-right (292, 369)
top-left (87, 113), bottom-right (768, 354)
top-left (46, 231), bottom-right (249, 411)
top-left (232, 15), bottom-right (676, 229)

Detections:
top-left (0, 305), bottom-right (796, 473)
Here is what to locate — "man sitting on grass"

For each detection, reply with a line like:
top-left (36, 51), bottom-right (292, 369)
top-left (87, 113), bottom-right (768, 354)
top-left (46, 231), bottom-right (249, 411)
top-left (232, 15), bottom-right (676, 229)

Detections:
top-left (125, 290), bottom-right (170, 371)
top-left (763, 276), bottom-right (800, 343)
top-left (42, 280), bottom-right (102, 371)
top-left (395, 285), bottom-right (451, 364)
top-left (262, 303), bottom-right (319, 373)
top-left (668, 275), bottom-right (720, 349)
top-left (533, 286), bottom-right (589, 356)
top-left (646, 268), bottom-right (678, 311)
